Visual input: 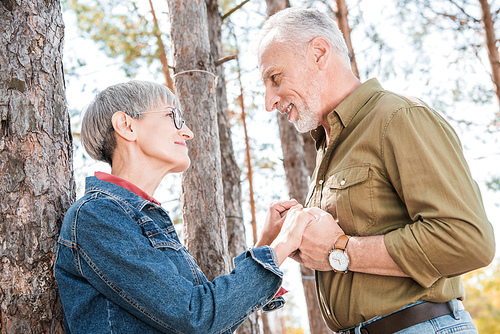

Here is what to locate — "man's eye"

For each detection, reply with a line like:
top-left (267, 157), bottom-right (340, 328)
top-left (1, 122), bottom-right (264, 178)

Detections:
top-left (271, 74), bottom-right (277, 82)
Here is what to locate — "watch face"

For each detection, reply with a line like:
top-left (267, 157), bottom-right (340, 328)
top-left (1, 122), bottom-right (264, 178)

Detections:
top-left (329, 249), bottom-right (349, 272)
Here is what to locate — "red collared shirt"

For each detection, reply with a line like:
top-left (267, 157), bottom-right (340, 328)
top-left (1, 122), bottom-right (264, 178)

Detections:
top-left (94, 172), bottom-right (162, 206)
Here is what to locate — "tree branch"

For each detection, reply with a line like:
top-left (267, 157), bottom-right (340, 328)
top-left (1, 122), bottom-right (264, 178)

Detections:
top-left (215, 54), bottom-right (237, 67)
top-left (222, 0), bottom-right (250, 21)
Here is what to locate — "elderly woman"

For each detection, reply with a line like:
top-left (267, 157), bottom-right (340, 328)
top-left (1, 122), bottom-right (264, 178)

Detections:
top-left (55, 81), bottom-right (312, 333)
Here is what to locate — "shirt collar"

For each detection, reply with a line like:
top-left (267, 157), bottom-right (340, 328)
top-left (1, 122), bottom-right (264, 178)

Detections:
top-left (94, 171), bottom-right (162, 206)
top-left (311, 78), bottom-right (383, 146)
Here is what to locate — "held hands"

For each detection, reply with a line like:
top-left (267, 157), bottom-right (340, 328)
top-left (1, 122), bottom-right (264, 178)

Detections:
top-left (293, 207), bottom-right (345, 271)
top-left (255, 201), bottom-right (344, 268)
top-left (255, 199), bottom-right (299, 247)
top-left (266, 204), bottom-right (316, 266)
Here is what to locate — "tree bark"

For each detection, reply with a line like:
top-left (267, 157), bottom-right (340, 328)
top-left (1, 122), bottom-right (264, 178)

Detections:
top-left (335, 0), bottom-right (359, 78)
top-left (205, 0), bottom-right (247, 264)
top-left (265, 0), bottom-right (289, 17)
top-left (478, 0), bottom-right (500, 116)
top-left (166, 0), bottom-right (231, 281)
top-left (0, 0), bottom-right (74, 332)
top-left (205, 1), bottom-right (259, 332)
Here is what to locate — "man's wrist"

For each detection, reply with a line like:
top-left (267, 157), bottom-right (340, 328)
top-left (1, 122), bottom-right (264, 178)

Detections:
top-left (328, 235), bottom-right (351, 273)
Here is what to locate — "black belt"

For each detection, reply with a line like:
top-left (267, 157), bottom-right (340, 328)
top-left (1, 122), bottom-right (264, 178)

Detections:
top-left (345, 301), bottom-right (454, 334)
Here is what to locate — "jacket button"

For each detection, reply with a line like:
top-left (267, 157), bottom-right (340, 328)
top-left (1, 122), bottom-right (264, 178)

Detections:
top-left (340, 179), bottom-right (346, 186)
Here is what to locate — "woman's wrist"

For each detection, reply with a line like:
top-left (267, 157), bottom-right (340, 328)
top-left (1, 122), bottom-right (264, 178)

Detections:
top-left (270, 238), bottom-right (293, 266)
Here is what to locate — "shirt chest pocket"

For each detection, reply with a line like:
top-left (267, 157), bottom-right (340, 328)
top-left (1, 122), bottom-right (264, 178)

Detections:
top-left (140, 220), bottom-right (207, 285)
top-left (323, 164), bottom-right (376, 235)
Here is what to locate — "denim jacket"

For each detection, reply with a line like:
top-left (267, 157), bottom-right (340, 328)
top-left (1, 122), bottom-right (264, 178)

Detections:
top-left (55, 176), bottom-right (285, 334)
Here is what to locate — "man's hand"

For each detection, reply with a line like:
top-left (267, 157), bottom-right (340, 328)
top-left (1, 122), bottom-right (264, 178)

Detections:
top-left (293, 207), bottom-right (345, 271)
top-left (255, 199), bottom-right (299, 247)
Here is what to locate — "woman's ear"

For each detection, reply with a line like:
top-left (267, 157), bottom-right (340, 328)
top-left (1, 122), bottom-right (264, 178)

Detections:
top-left (111, 111), bottom-right (137, 142)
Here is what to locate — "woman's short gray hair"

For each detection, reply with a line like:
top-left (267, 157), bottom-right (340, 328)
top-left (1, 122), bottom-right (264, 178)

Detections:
top-left (258, 8), bottom-right (350, 67)
top-left (81, 80), bottom-right (179, 166)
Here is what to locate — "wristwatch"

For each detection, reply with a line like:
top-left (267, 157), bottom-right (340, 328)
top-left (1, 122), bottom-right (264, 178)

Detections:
top-left (328, 235), bottom-right (351, 273)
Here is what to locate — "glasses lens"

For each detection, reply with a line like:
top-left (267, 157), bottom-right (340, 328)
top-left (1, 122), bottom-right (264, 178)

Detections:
top-left (173, 108), bottom-right (184, 129)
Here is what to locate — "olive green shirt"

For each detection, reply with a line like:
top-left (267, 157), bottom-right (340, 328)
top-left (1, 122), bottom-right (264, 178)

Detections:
top-left (305, 78), bottom-right (495, 331)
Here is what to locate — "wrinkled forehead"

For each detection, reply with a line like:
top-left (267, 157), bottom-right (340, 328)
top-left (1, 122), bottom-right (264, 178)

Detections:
top-left (257, 30), bottom-right (280, 62)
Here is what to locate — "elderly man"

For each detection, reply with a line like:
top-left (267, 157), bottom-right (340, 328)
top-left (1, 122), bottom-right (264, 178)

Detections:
top-left (258, 7), bottom-right (495, 334)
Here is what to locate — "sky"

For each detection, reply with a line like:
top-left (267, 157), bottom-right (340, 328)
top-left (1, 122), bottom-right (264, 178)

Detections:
top-left (62, 0), bottom-right (500, 332)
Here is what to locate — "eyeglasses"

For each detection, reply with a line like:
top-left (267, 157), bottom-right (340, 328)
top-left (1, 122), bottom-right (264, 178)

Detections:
top-left (138, 107), bottom-right (185, 130)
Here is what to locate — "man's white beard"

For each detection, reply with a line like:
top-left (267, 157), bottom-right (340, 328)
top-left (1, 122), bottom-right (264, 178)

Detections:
top-left (293, 107), bottom-right (319, 133)
top-left (291, 93), bottom-right (321, 133)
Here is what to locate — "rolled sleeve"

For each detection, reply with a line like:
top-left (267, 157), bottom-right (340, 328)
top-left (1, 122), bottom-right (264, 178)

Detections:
top-left (235, 246), bottom-right (283, 278)
top-left (234, 246), bottom-right (285, 312)
top-left (382, 106), bottom-right (495, 287)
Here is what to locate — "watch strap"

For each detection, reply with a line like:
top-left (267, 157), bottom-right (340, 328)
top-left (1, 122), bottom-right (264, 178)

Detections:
top-left (334, 235), bottom-right (351, 251)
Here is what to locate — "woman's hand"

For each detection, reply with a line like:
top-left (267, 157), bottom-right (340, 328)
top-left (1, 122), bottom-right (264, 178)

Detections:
top-left (255, 199), bottom-right (299, 247)
top-left (270, 204), bottom-right (315, 266)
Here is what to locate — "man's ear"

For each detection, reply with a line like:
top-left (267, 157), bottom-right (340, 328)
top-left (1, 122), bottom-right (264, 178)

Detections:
top-left (307, 37), bottom-right (330, 70)
top-left (111, 111), bottom-right (137, 142)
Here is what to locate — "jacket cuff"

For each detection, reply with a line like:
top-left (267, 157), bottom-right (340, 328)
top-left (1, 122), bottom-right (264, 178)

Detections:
top-left (262, 296), bottom-right (285, 313)
top-left (234, 246), bottom-right (283, 278)
top-left (233, 246), bottom-right (285, 313)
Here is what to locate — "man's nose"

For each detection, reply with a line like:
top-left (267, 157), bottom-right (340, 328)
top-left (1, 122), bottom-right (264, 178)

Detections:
top-left (265, 89), bottom-right (280, 112)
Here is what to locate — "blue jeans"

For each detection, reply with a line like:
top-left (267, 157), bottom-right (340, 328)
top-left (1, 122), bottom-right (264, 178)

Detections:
top-left (345, 299), bottom-right (477, 334)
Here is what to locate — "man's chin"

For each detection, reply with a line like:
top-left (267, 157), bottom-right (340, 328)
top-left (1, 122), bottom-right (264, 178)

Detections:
top-left (293, 122), bottom-right (316, 133)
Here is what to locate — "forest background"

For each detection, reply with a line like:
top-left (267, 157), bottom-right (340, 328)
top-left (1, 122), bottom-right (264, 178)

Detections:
top-left (1, 0), bottom-right (500, 332)
top-left (63, 0), bottom-right (500, 331)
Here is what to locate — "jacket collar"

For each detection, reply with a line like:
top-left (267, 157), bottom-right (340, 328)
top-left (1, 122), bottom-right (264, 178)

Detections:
top-left (84, 176), bottom-right (159, 211)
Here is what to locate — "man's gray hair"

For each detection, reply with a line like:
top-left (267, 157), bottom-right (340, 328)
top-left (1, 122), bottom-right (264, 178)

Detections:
top-left (259, 8), bottom-right (350, 67)
top-left (81, 80), bottom-right (179, 166)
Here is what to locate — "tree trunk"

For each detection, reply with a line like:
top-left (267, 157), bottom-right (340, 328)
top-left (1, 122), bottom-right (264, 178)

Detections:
top-left (277, 115), bottom-right (331, 334)
top-left (302, 133), bottom-right (317, 175)
top-left (478, 0), bottom-right (500, 116)
top-left (205, 2), bottom-right (259, 332)
top-left (335, 0), bottom-right (359, 78)
top-left (205, 0), bottom-right (247, 264)
top-left (0, 0), bottom-right (75, 332)
top-left (265, 3), bottom-right (331, 333)
top-left (166, 0), bottom-right (231, 281)
top-left (265, 0), bottom-right (289, 17)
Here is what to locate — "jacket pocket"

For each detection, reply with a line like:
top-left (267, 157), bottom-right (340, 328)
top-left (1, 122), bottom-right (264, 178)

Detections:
top-left (324, 164), bottom-right (375, 235)
top-left (140, 220), bottom-right (183, 250)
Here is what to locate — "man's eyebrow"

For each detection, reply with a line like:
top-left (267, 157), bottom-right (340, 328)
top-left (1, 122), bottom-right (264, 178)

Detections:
top-left (261, 67), bottom-right (275, 83)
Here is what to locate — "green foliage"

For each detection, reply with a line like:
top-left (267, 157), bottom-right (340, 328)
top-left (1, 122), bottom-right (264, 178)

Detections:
top-left (486, 178), bottom-right (500, 191)
top-left (463, 259), bottom-right (500, 333)
top-left (64, 0), bottom-right (166, 77)
top-left (395, 0), bottom-right (496, 108)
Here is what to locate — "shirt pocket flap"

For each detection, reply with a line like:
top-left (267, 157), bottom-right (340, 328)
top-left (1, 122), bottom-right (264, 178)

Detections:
top-left (327, 164), bottom-right (370, 190)
top-left (140, 219), bottom-right (183, 250)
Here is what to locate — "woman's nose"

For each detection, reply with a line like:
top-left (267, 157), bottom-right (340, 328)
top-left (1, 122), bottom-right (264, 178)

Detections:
top-left (179, 124), bottom-right (194, 140)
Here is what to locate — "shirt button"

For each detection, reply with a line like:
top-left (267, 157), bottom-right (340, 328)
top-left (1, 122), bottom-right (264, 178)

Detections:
top-left (340, 180), bottom-right (346, 186)
top-left (319, 180), bottom-right (324, 185)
